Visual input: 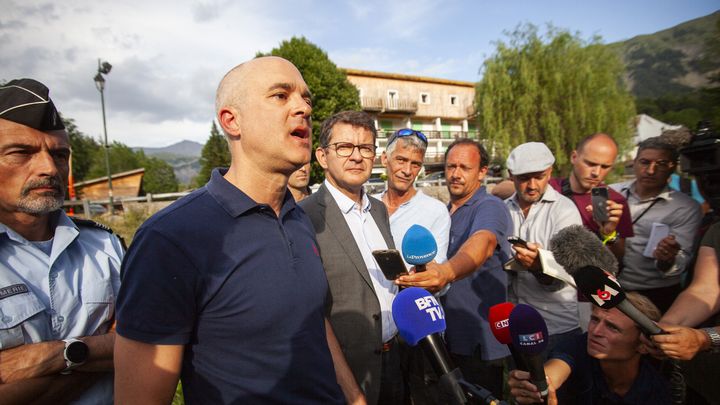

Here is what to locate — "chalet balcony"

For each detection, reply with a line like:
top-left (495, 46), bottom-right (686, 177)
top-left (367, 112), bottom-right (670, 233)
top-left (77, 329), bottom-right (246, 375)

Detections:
top-left (385, 98), bottom-right (418, 113)
top-left (360, 96), bottom-right (384, 112)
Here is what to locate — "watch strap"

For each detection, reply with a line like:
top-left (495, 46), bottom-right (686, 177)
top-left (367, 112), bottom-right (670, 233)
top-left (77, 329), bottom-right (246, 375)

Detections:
top-left (701, 327), bottom-right (720, 354)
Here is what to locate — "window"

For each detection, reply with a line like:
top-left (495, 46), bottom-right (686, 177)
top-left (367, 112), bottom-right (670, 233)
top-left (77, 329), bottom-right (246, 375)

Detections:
top-left (420, 92), bottom-right (430, 104)
top-left (387, 90), bottom-right (399, 109)
top-left (449, 95), bottom-right (458, 106)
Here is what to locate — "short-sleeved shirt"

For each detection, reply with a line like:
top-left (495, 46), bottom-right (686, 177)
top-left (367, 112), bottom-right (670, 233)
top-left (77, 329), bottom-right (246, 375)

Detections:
top-left (441, 186), bottom-right (512, 359)
top-left (610, 181), bottom-right (703, 290)
top-left (0, 211), bottom-right (123, 405)
top-left (549, 177), bottom-right (634, 238)
top-left (116, 169), bottom-right (344, 404)
top-left (505, 186), bottom-right (583, 335)
top-left (374, 189), bottom-right (451, 268)
top-left (550, 333), bottom-right (672, 404)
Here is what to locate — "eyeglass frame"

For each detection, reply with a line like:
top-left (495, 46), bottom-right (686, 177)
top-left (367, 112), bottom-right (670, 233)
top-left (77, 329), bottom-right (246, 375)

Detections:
top-left (325, 142), bottom-right (377, 159)
top-left (386, 128), bottom-right (428, 147)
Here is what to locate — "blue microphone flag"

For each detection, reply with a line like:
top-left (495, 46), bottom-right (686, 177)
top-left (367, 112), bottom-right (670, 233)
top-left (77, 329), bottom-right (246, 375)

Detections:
top-left (392, 287), bottom-right (446, 346)
top-left (401, 224), bottom-right (437, 265)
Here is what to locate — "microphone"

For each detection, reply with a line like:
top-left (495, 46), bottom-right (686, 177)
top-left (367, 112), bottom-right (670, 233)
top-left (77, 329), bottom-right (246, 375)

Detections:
top-left (509, 304), bottom-right (549, 402)
top-left (573, 266), bottom-right (664, 336)
top-left (488, 302), bottom-right (526, 370)
top-left (392, 287), bottom-right (467, 404)
top-left (401, 224), bottom-right (437, 272)
top-left (549, 225), bottom-right (618, 275)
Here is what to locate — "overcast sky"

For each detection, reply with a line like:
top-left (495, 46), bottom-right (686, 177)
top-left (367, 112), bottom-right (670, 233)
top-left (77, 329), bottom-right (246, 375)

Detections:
top-left (2, 0), bottom-right (717, 147)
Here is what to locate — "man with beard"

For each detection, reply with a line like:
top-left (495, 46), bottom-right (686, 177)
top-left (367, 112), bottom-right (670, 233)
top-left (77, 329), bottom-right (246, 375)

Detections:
top-left (0, 79), bottom-right (124, 404)
top-left (504, 142), bottom-right (583, 353)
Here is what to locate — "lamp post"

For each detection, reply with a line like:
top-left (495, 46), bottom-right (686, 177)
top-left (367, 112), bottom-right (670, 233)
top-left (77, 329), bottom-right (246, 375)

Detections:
top-left (94, 59), bottom-right (114, 215)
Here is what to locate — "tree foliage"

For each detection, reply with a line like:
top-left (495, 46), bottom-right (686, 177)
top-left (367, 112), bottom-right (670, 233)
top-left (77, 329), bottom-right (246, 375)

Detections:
top-left (63, 116), bottom-right (101, 182)
top-left (195, 121), bottom-right (230, 187)
top-left (476, 24), bottom-right (636, 172)
top-left (258, 37), bottom-right (361, 184)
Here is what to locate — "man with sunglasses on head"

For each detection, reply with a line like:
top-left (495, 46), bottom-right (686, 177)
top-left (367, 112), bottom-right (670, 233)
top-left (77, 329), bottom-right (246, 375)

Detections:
top-left (300, 111), bottom-right (402, 405)
top-left (374, 128), bottom-right (450, 405)
top-left (609, 136), bottom-right (702, 313)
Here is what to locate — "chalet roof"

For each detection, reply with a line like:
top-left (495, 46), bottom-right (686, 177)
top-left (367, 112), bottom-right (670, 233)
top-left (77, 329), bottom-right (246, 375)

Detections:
top-left (342, 68), bottom-right (475, 88)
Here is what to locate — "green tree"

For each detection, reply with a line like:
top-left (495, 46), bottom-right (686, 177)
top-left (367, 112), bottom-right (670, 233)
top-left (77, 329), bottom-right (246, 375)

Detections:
top-left (195, 121), bottom-right (231, 187)
top-left (137, 151), bottom-right (179, 194)
top-left (87, 142), bottom-right (178, 194)
top-left (258, 37), bottom-right (361, 184)
top-left (476, 24), bottom-right (636, 172)
top-left (63, 116), bottom-right (101, 182)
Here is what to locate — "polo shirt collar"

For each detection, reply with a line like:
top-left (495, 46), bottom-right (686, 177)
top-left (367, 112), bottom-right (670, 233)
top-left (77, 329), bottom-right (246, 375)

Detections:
top-left (448, 184), bottom-right (487, 210)
top-left (325, 179), bottom-right (370, 214)
top-left (206, 168), bottom-right (296, 218)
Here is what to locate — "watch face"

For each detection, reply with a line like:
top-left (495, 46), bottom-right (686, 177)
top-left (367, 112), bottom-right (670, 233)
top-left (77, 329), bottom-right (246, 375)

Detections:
top-left (66, 341), bottom-right (89, 363)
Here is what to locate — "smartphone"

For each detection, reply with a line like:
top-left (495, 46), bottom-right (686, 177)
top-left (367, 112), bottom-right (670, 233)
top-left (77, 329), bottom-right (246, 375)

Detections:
top-left (591, 187), bottom-right (609, 223)
top-left (372, 249), bottom-right (408, 280)
top-left (507, 236), bottom-right (528, 249)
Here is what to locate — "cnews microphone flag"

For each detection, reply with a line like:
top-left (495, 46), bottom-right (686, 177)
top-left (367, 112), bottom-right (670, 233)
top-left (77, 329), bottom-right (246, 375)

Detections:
top-left (392, 287), bottom-right (445, 346)
top-left (401, 224), bottom-right (437, 266)
top-left (489, 302), bottom-right (515, 345)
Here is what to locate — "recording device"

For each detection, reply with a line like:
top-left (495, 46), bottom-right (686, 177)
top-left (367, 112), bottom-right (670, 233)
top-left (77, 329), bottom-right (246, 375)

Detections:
top-left (509, 304), bottom-right (550, 403)
top-left (372, 249), bottom-right (407, 280)
top-left (489, 302), bottom-right (526, 371)
top-left (507, 236), bottom-right (529, 249)
top-left (401, 224), bottom-right (438, 272)
top-left (393, 287), bottom-right (506, 405)
top-left (591, 187), bottom-right (609, 223)
top-left (549, 225), bottom-right (618, 275)
top-left (573, 266), bottom-right (664, 336)
top-left (680, 121), bottom-right (720, 212)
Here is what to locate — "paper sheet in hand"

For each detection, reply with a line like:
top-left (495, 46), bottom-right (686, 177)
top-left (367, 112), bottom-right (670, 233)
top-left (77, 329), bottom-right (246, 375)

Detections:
top-left (502, 249), bottom-right (576, 288)
top-left (643, 222), bottom-right (669, 258)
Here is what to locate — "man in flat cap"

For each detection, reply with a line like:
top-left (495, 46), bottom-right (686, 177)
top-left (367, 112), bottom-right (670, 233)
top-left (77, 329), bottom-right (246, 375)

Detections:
top-left (0, 79), bottom-right (123, 404)
top-left (504, 142), bottom-right (583, 354)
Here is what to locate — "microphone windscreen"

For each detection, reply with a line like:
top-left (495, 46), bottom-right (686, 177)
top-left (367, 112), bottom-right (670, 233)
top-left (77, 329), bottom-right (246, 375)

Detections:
top-left (509, 304), bottom-right (549, 356)
top-left (573, 265), bottom-right (626, 309)
top-left (549, 225), bottom-right (618, 275)
top-left (489, 302), bottom-right (515, 345)
top-left (401, 224), bottom-right (438, 265)
top-left (392, 287), bottom-right (446, 346)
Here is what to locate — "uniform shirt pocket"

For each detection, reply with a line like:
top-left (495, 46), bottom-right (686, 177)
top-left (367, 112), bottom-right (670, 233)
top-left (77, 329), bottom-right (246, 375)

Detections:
top-left (0, 290), bottom-right (46, 349)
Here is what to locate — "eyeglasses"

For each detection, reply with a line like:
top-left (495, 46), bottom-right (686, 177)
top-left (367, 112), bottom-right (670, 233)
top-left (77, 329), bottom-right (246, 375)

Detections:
top-left (387, 128), bottom-right (428, 146)
top-left (326, 142), bottom-right (377, 158)
top-left (636, 158), bottom-right (675, 171)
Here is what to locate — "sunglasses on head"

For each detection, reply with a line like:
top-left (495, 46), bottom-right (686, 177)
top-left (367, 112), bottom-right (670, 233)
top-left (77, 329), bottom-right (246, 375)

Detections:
top-left (387, 128), bottom-right (428, 146)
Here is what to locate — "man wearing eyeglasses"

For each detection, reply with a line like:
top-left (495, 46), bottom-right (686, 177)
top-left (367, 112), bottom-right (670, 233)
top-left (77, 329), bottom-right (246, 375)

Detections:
top-left (609, 136), bottom-right (702, 312)
top-left (300, 111), bottom-right (402, 405)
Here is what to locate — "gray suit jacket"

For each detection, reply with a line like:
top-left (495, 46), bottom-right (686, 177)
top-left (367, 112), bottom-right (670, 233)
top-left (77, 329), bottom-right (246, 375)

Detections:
top-left (299, 183), bottom-right (395, 405)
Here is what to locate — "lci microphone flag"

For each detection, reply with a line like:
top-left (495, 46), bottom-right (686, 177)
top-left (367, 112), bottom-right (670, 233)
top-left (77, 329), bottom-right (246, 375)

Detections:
top-left (401, 224), bottom-right (438, 266)
top-left (509, 304), bottom-right (549, 356)
top-left (392, 287), bottom-right (445, 346)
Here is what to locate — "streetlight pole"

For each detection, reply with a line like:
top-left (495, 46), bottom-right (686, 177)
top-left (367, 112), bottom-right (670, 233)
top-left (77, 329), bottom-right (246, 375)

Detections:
top-left (94, 59), bottom-right (114, 215)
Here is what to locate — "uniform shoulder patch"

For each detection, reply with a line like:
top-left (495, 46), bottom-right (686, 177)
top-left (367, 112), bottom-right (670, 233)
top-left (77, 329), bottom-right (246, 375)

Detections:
top-left (70, 217), bottom-right (127, 251)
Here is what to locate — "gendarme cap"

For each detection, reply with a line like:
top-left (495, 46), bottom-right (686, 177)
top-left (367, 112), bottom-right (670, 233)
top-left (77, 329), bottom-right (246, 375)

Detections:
top-left (0, 78), bottom-right (65, 131)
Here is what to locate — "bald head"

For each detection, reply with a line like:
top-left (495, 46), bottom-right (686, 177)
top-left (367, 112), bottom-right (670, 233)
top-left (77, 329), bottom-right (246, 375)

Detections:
top-left (576, 133), bottom-right (618, 156)
top-left (215, 56), bottom-right (302, 119)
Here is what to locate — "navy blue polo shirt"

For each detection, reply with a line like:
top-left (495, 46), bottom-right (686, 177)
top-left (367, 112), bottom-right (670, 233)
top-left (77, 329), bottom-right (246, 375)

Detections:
top-left (116, 169), bottom-right (344, 404)
top-left (551, 333), bottom-right (672, 404)
top-left (441, 186), bottom-right (512, 359)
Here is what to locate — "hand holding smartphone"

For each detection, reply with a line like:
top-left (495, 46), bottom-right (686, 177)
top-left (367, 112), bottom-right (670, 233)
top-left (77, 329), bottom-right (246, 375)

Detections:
top-left (591, 187), bottom-right (609, 223)
top-left (507, 236), bottom-right (529, 249)
top-left (372, 249), bottom-right (408, 280)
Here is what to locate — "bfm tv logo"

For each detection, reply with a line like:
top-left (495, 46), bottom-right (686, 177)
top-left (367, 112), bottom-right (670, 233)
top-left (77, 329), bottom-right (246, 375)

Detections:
top-left (591, 284), bottom-right (620, 307)
top-left (414, 296), bottom-right (445, 322)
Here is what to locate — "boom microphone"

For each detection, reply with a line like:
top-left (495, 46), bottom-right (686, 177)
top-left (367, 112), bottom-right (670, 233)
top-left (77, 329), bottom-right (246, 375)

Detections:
top-left (549, 225), bottom-right (618, 275)
top-left (488, 303), bottom-right (526, 371)
top-left (573, 266), bottom-right (664, 336)
top-left (402, 224), bottom-right (438, 271)
top-left (509, 304), bottom-right (549, 403)
top-left (392, 287), bottom-right (466, 404)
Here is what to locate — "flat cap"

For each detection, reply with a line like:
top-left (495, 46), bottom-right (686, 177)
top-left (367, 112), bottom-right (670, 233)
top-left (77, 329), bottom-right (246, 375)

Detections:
top-left (0, 78), bottom-right (64, 131)
top-left (506, 142), bottom-right (555, 175)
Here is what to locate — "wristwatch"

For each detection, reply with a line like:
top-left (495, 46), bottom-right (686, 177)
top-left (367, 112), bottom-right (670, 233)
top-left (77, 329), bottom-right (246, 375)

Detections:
top-left (61, 338), bottom-right (89, 374)
top-left (702, 327), bottom-right (720, 354)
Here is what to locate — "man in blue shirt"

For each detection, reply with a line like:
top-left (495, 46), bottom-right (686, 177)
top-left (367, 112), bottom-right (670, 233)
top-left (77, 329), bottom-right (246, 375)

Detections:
top-left (0, 79), bottom-right (123, 404)
top-left (114, 57), bottom-right (362, 404)
top-left (397, 138), bottom-right (512, 399)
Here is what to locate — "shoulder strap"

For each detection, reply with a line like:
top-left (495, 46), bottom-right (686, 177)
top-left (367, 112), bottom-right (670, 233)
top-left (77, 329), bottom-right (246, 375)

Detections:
top-left (624, 189), bottom-right (661, 225)
top-left (70, 217), bottom-right (127, 252)
top-left (560, 178), bottom-right (574, 198)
